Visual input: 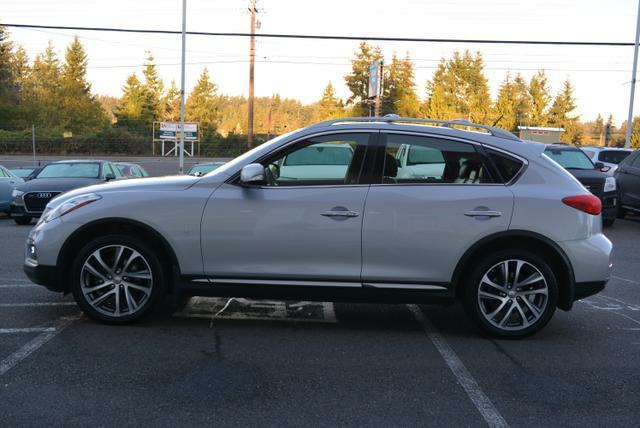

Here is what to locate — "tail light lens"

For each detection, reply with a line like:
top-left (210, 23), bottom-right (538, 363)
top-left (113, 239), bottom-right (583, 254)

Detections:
top-left (562, 194), bottom-right (602, 215)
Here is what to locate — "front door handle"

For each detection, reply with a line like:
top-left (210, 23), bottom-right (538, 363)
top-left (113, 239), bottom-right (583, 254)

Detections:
top-left (321, 207), bottom-right (359, 218)
top-left (464, 210), bottom-right (502, 218)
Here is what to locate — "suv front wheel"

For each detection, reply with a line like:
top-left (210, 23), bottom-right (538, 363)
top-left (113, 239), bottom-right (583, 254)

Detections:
top-left (70, 235), bottom-right (166, 324)
top-left (462, 250), bottom-right (558, 339)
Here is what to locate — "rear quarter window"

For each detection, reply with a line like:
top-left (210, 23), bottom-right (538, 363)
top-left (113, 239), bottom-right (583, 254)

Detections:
top-left (485, 148), bottom-right (524, 183)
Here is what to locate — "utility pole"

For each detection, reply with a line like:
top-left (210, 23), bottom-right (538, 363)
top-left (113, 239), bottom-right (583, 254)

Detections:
top-left (178, 0), bottom-right (187, 174)
top-left (31, 124), bottom-right (36, 165)
top-left (625, 0), bottom-right (640, 149)
top-left (374, 60), bottom-right (384, 117)
top-left (247, 0), bottom-right (257, 149)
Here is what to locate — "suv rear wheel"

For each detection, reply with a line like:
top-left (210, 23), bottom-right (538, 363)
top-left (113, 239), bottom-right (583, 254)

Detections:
top-left (70, 235), bottom-right (166, 324)
top-left (462, 250), bottom-right (558, 339)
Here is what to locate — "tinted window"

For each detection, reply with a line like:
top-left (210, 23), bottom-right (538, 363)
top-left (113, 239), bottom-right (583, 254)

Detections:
top-left (0, 168), bottom-right (8, 178)
top-left (382, 134), bottom-right (493, 184)
top-left (9, 168), bottom-right (33, 178)
top-left (264, 133), bottom-right (369, 186)
top-left (599, 150), bottom-right (632, 164)
top-left (632, 153), bottom-right (640, 167)
top-left (543, 148), bottom-right (594, 170)
top-left (190, 163), bottom-right (224, 175)
top-left (36, 163), bottom-right (100, 178)
top-left (486, 149), bottom-right (524, 183)
top-left (102, 163), bottom-right (114, 178)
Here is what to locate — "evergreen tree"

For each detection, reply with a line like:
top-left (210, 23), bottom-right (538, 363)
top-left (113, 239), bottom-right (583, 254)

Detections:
top-left (493, 73), bottom-right (518, 132)
top-left (28, 41), bottom-right (63, 130)
top-left (0, 26), bottom-right (18, 129)
top-left (186, 68), bottom-right (219, 130)
top-left (512, 73), bottom-right (531, 126)
top-left (115, 73), bottom-right (154, 133)
top-left (142, 51), bottom-right (164, 119)
top-left (528, 70), bottom-right (551, 126)
top-left (382, 53), bottom-right (420, 117)
top-left (162, 79), bottom-right (181, 121)
top-left (593, 113), bottom-right (604, 144)
top-left (549, 79), bottom-right (581, 144)
top-left (315, 82), bottom-right (343, 121)
top-left (344, 42), bottom-right (383, 116)
top-left (59, 36), bottom-right (106, 133)
top-left (423, 50), bottom-right (492, 123)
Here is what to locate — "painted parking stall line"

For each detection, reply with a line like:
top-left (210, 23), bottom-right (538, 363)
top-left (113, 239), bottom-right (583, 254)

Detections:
top-left (0, 302), bottom-right (76, 308)
top-left (407, 304), bottom-right (509, 428)
top-left (0, 327), bottom-right (56, 334)
top-left (0, 314), bottom-right (81, 376)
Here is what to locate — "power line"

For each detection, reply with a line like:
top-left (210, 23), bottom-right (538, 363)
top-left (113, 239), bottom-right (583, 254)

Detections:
top-left (1, 22), bottom-right (636, 46)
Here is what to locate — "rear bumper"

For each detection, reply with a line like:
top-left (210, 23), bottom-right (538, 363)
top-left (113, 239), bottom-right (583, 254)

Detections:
top-left (601, 191), bottom-right (618, 220)
top-left (574, 280), bottom-right (607, 301)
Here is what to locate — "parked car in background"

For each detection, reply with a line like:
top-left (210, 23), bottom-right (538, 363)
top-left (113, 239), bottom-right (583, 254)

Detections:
top-left (543, 144), bottom-right (618, 226)
top-left (614, 150), bottom-right (640, 218)
top-left (8, 166), bottom-right (38, 180)
top-left (0, 165), bottom-right (24, 215)
top-left (23, 117), bottom-right (612, 339)
top-left (114, 162), bottom-right (149, 179)
top-left (11, 160), bottom-right (125, 225)
top-left (188, 161), bottom-right (226, 176)
top-left (580, 146), bottom-right (633, 176)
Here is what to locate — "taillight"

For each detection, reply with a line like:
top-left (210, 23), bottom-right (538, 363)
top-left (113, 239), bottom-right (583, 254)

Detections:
top-left (562, 194), bottom-right (602, 215)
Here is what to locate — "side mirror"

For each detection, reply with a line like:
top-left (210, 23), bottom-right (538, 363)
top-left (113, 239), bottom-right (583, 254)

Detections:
top-left (594, 162), bottom-right (610, 172)
top-left (105, 173), bottom-right (116, 181)
top-left (240, 163), bottom-right (265, 185)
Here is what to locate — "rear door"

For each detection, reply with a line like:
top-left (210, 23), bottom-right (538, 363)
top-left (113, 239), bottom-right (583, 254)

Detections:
top-left (361, 132), bottom-right (515, 287)
top-left (618, 152), bottom-right (640, 208)
top-left (0, 167), bottom-right (17, 210)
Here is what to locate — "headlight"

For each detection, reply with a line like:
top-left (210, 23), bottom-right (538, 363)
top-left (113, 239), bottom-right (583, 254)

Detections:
top-left (12, 189), bottom-right (24, 198)
top-left (42, 193), bottom-right (102, 223)
top-left (604, 177), bottom-right (616, 192)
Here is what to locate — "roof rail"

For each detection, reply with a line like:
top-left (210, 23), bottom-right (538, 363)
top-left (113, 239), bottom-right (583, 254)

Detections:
top-left (310, 116), bottom-right (521, 142)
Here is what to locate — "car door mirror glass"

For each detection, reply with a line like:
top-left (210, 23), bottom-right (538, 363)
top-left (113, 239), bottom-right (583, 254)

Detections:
top-left (594, 162), bottom-right (605, 170)
top-left (240, 163), bottom-right (266, 184)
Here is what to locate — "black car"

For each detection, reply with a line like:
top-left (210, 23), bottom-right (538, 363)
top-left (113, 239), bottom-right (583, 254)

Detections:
top-left (544, 144), bottom-right (618, 226)
top-left (10, 160), bottom-right (125, 225)
top-left (614, 149), bottom-right (640, 217)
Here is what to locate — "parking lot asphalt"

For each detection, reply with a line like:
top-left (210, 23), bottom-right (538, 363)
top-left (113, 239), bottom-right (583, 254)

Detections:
top-left (1, 215), bottom-right (639, 427)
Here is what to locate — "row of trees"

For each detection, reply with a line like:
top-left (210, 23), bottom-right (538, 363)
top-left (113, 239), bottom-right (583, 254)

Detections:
top-left (0, 27), bottom-right (638, 151)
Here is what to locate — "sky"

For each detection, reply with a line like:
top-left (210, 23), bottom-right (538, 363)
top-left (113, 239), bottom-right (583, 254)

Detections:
top-left (2, 0), bottom-right (639, 125)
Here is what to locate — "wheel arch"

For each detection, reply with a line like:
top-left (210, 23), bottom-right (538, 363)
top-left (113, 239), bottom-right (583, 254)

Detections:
top-left (57, 218), bottom-right (181, 293)
top-left (452, 230), bottom-right (576, 311)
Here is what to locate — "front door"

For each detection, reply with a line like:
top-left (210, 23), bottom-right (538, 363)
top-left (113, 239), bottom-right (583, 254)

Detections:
top-left (201, 132), bottom-right (375, 284)
top-left (361, 132), bottom-right (515, 286)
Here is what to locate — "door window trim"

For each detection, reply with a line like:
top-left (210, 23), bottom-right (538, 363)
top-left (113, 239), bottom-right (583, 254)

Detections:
top-left (227, 130), bottom-right (380, 188)
top-left (371, 131), bottom-right (516, 187)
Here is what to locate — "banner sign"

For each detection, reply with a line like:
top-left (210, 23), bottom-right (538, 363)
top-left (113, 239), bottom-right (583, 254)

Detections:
top-left (159, 122), bottom-right (199, 141)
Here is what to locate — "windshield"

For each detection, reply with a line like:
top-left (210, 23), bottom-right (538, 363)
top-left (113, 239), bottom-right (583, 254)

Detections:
top-left (599, 150), bottom-right (632, 164)
top-left (9, 168), bottom-right (33, 178)
top-left (36, 163), bottom-right (100, 178)
top-left (543, 148), bottom-right (594, 170)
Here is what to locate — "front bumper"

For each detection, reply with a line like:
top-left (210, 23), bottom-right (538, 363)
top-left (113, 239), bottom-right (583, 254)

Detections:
top-left (10, 201), bottom-right (42, 218)
top-left (24, 259), bottom-right (65, 292)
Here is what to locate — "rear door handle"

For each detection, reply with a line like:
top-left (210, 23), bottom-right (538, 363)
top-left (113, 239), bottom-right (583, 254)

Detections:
top-left (464, 210), bottom-right (502, 218)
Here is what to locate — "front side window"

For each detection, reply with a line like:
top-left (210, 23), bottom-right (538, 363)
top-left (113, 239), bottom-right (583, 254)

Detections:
top-left (382, 134), bottom-right (493, 184)
top-left (36, 163), bottom-right (100, 179)
top-left (262, 133), bottom-right (370, 186)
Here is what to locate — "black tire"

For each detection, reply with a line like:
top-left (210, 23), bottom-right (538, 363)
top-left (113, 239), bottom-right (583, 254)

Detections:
top-left (70, 234), bottom-right (167, 324)
top-left (14, 216), bottom-right (32, 225)
top-left (603, 218), bottom-right (616, 227)
top-left (462, 249), bottom-right (558, 339)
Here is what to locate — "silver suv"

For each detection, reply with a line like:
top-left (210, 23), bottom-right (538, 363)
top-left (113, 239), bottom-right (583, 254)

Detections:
top-left (23, 117), bottom-right (613, 338)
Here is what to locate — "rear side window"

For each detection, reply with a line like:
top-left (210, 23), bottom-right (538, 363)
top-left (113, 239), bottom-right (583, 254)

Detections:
top-left (486, 148), bottom-right (524, 183)
top-left (632, 153), bottom-right (640, 168)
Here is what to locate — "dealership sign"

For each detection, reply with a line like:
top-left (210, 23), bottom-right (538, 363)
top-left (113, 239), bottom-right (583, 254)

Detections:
top-left (158, 122), bottom-right (199, 141)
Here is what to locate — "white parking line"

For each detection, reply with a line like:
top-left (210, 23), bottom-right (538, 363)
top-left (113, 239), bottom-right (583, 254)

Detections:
top-left (407, 305), bottom-right (509, 428)
top-left (0, 302), bottom-right (76, 308)
top-left (0, 327), bottom-right (56, 334)
top-left (0, 284), bottom-right (39, 289)
top-left (612, 275), bottom-right (640, 286)
top-left (0, 314), bottom-right (80, 376)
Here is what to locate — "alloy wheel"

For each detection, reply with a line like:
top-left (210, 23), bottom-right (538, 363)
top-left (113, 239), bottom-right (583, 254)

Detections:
top-left (477, 259), bottom-right (549, 332)
top-left (80, 244), bottom-right (153, 317)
